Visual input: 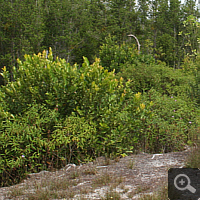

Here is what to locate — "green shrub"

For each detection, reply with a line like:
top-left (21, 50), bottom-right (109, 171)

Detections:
top-left (0, 48), bottom-right (80, 115)
top-left (0, 48), bottom-right (199, 187)
top-left (0, 49), bottom-right (153, 186)
top-left (0, 48), bottom-right (153, 155)
top-left (50, 114), bottom-right (97, 164)
top-left (0, 103), bottom-right (60, 186)
top-left (141, 89), bottom-right (199, 153)
top-left (0, 103), bottom-right (97, 186)
top-left (94, 90), bottom-right (153, 157)
top-left (182, 54), bottom-right (200, 105)
top-left (99, 35), bottom-right (155, 73)
top-left (117, 62), bottom-right (195, 96)
top-left (190, 70), bottom-right (200, 104)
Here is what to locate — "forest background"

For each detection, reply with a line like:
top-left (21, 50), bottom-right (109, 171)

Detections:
top-left (0, 0), bottom-right (200, 187)
top-left (1, 0), bottom-right (200, 73)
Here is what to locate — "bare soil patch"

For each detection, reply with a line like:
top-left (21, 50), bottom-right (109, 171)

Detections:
top-left (0, 147), bottom-right (192, 200)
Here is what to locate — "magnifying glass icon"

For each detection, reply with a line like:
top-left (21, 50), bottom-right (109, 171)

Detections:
top-left (174, 174), bottom-right (196, 193)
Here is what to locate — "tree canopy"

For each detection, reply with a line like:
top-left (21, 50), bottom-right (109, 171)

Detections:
top-left (0, 0), bottom-right (200, 76)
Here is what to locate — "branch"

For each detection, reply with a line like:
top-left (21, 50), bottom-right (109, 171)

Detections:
top-left (128, 34), bottom-right (141, 54)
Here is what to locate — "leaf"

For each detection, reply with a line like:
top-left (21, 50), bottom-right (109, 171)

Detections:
top-left (83, 56), bottom-right (89, 67)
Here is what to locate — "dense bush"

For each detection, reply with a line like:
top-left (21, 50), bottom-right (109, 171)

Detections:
top-left (141, 89), bottom-right (199, 153)
top-left (99, 35), bottom-right (155, 73)
top-left (0, 103), bottom-right (97, 185)
top-left (182, 54), bottom-right (200, 105)
top-left (0, 49), bottom-right (199, 187)
top-left (0, 49), bottom-right (152, 186)
top-left (117, 61), bottom-right (195, 96)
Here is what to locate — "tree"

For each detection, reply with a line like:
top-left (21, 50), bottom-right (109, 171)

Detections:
top-left (106, 0), bottom-right (137, 43)
top-left (0, 0), bottom-right (45, 83)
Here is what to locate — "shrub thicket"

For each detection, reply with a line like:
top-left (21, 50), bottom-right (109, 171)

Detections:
top-left (0, 48), bottom-right (199, 187)
top-left (99, 35), bottom-right (154, 73)
top-left (0, 49), bottom-right (152, 186)
top-left (117, 62), bottom-right (195, 96)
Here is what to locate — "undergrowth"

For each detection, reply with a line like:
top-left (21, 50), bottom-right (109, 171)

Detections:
top-left (0, 48), bottom-right (199, 187)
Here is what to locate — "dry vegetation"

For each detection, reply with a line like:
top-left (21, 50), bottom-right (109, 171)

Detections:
top-left (0, 143), bottom-right (199, 200)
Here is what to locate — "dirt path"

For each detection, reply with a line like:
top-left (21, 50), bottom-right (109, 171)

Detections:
top-left (0, 147), bottom-right (192, 200)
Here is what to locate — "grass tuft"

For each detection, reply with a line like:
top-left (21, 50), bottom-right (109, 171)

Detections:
top-left (185, 143), bottom-right (200, 168)
top-left (101, 187), bottom-right (121, 200)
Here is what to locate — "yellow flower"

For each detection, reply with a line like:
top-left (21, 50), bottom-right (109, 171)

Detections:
top-left (95, 57), bottom-right (100, 63)
top-left (140, 103), bottom-right (145, 110)
top-left (135, 92), bottom-right (141, 100)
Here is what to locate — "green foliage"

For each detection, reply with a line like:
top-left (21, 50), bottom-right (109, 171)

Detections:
top-left (0, 102), bottom-right (97, 186)
top-left (0, 0), bottom-right (199, 188)
top-left (178, 15), bottom-right (200, 58)
top-left (99, 35), bottom-right (155, 73)
top-left (0, 0), bottom-right (200, 74)
top-left (0, 49), bottom-right (152, 185)
top-left (141, 89), bottom-right (199, 153)
top-left (0, 49), bottom-right (199, 187)
top-left (0, 48), bottom-right (126, 118)
top-left (0, 48), bottom-right (151, 159)
top-left (191, 71), bottom-right (200, 105)
top-left (117, 61), bottom-right (195, 96)
top-left (0, 103), bottom-right (59, 186)
top-left (156, 33), bottom-right (176, 66)
top-left (105, 0), bottom-right (137, 42)
top-left (51, 114), bottom-right (97, 164)
top-left (0, 0), bottom-right (45, 73)
top-left (183, 53), bottom-right (200, 105)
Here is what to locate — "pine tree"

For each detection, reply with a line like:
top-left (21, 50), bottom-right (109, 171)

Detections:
top-left (0, 0), bottom-right (45, 79)
top-left (106, 0), bottom-right (137, 43)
